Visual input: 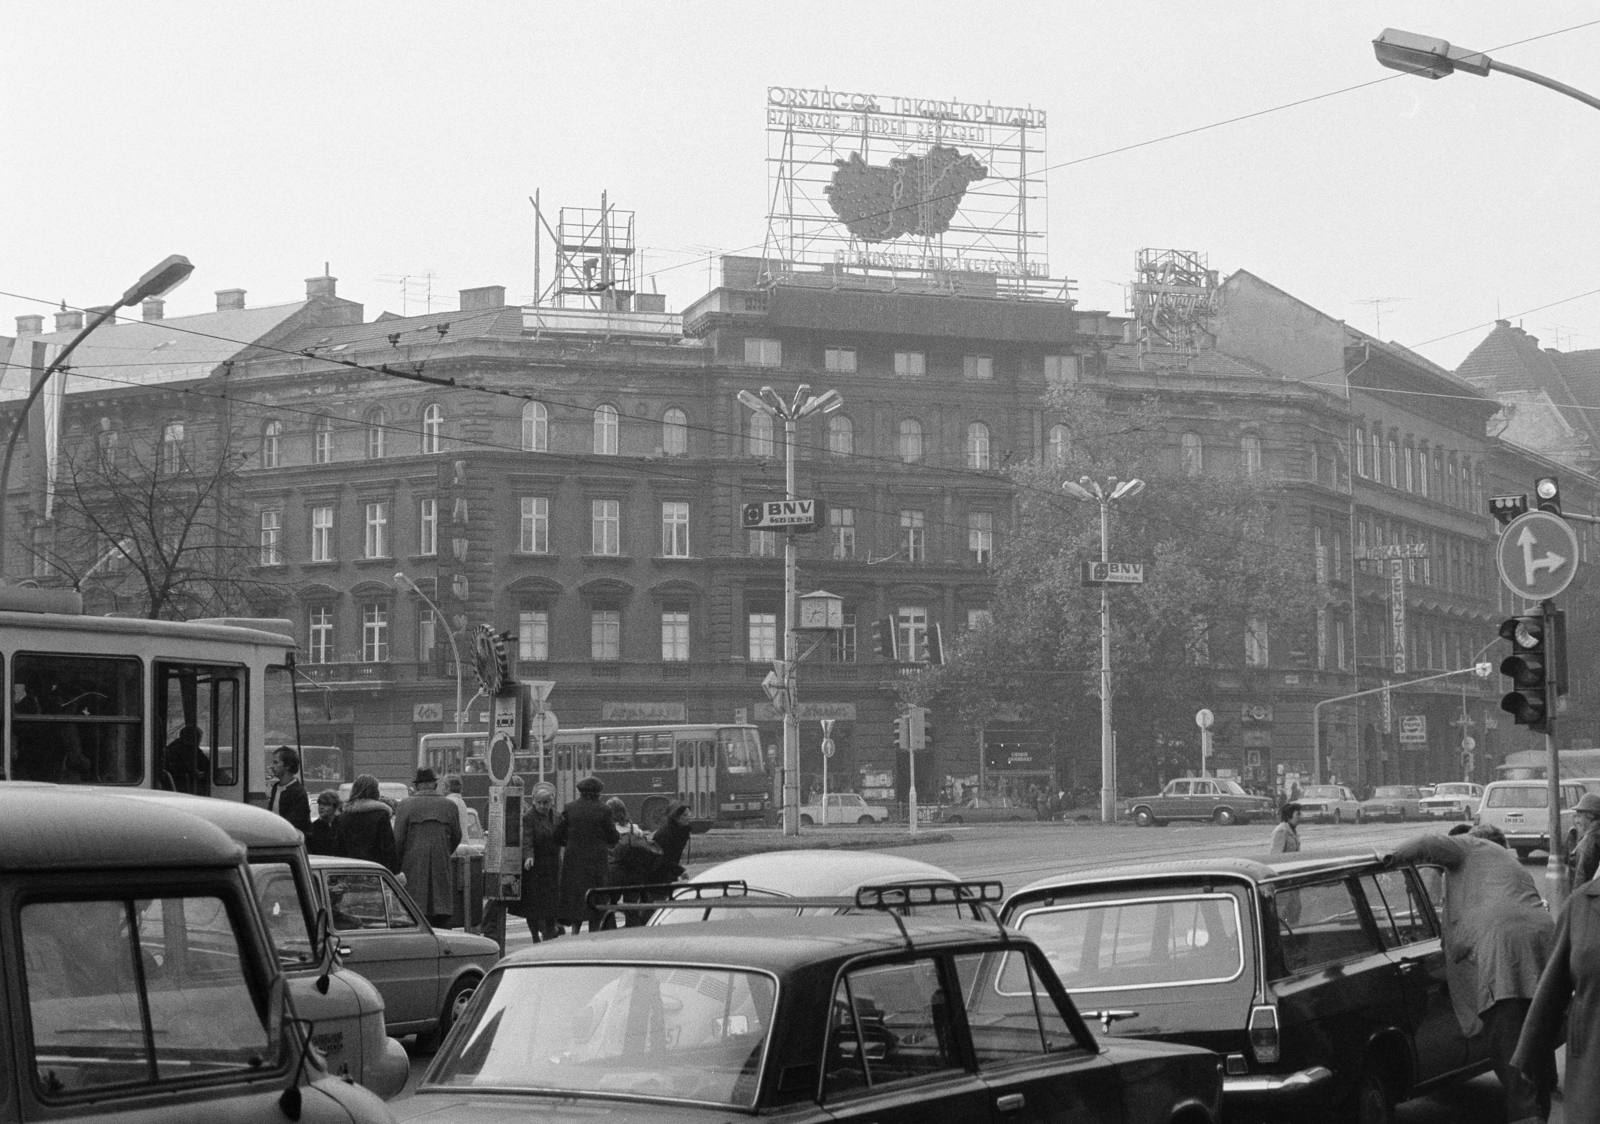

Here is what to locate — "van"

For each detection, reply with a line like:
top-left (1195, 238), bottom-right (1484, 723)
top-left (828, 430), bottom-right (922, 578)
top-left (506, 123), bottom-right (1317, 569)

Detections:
top-left (1476, 779), bottom-right (1587, 860)
top-left (0, 784), bottom-right (393, 1122)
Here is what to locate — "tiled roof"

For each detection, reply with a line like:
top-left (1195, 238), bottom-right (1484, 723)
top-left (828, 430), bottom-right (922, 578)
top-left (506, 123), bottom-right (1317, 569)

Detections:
top-left (1456, 322), bottom-right (1600, 454)
top-left (270, 305), bottom-right (526, 356)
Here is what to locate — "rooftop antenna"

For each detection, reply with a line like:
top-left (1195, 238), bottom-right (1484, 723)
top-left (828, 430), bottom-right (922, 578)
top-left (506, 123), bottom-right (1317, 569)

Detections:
top-left (1353, 297), bottom-right (1409, 339)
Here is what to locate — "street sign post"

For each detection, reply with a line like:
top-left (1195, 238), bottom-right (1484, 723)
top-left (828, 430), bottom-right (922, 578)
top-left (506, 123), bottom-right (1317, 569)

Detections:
top-left (528, 709), bottom-right (559, 743)
top-left (1195, 708), bottom-right (1214, 776)
top-left (1497, 511), bottom-right (1580, 601)
top-left (1081, 561), bottom-right (1145, 585)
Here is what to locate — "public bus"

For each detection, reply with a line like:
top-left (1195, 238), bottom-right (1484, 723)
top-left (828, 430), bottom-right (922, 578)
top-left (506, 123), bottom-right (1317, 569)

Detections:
top-left (418, 722), bottom-right (770, 830)
top-left (0, 586), bottom-right (299, 804)
top-left (1496, 748), bottom-right (1600, 781)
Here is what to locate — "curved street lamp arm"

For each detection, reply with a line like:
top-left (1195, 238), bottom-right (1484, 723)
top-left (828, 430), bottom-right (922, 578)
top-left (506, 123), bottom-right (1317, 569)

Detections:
top-left (1488, 58), bottom-right (1600, 113)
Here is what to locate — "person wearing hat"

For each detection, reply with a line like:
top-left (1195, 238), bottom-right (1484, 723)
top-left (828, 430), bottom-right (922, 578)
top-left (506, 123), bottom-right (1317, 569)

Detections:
top-left (553, 776), bottom-right (618, 933)
top-left (1569, 792), bottom-right (1600, 892)
top-left (393, 767), bottom-right (462, 928)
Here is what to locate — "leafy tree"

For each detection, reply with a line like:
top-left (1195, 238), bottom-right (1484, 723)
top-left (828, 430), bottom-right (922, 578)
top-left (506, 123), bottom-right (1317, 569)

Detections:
top-left (913, 384), bottom-right (1321, 795)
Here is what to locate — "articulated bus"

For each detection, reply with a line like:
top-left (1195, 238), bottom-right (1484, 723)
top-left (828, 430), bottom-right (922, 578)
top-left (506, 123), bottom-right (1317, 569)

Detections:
top-left (419, 722), bottom-right (770, 830)
top-left (0, 587), bottom-right (298, 803)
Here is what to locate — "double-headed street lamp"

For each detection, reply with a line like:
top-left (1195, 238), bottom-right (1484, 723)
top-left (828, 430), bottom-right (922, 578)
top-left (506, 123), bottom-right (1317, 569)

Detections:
top-left (1374, 28), bottom-right (1600, 112)
top-left (1061, 475), bottom-right (1145, 824)
top-left (0, 255), bottom-right (194, 579)
top-left (737, 384), bottom-right (844, 838)
top-left (395, 571), bottom-right (465, 732)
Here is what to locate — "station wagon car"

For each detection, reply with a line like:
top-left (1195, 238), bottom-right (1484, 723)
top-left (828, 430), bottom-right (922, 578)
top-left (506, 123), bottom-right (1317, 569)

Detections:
top-left (401, 890), bottom-right (1223, 1124)
top-left (1357, 786), bottom-right (1426, 823)
top-left (311, 854), bottom-right (500, 1050)
top-left (0, 784), bottom-right (393, 1123)
top-left (1121, 778), bottom-right (1276, 827)
top-left (938, 795), bottom-right (1039, 823)
top-left (1476, 779), bottom-right (1586, 860)
top-left (1002, 849), bottom-right (1490, 1123)
top-left (653, 849), bottom-right (963, 925)
top-left (1294, 785), bottom-right (1361, 824)
top-left (1418, 783), bottom-right (1482, 821)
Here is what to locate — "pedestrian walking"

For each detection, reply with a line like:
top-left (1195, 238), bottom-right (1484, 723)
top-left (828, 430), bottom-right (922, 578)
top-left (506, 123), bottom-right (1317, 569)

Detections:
top-left (441, 774), bottom-right (474, 853)
top-left (266, 745), bottom-right (312, 836)
top-left (1568, 792), bottom-right (1600, 892)
top-left (1269, 803), bottom-right (1301, 853)
top-left (554, 777), bottom-right (618, 933)
top-left (306, 790), bottom-right (341, 856)
top-left (393, 767), bottom-right (462, 928)
top-left (604, 797), bottom-right (660, 928)
top-left (1514, 857), bottom-right (1600, 1124)
top-left (507, 781), bottom-right (562, 942)
top-left (1390, 824), bottom-right (1556, 1124)
top-left (336, 775), bottom-right (399, 872)
top-left (653, 801), bottom-right (693, 882)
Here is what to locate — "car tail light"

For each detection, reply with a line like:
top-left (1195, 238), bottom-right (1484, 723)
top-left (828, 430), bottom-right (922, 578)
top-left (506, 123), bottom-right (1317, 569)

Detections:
top-left (1248, 1004), bottom-right (1280, 1064)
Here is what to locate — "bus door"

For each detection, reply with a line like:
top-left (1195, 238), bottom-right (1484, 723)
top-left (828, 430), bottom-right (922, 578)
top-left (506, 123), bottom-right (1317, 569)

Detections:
top-left (677, 736), bottom-right (715, 822)
top-left (155, 662), bottom-right (244, 800)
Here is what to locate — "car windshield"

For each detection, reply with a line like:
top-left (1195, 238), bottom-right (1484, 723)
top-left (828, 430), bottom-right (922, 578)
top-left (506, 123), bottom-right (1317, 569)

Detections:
top-left (250, 860), bottom-right (316, 967)
top-left (1433, 784), bottom-right (1474, 796)
top-left (1218, 780), bottom-right (1247, 796)
top-left (427, 963), bottom-right (776, 1108)
top-left (1301, 787), bottom-right (1343, 799)
top-left (1010, 894), bottom-right (1244, 991)
top-left (1373, 787), bottom-right (1412, 798)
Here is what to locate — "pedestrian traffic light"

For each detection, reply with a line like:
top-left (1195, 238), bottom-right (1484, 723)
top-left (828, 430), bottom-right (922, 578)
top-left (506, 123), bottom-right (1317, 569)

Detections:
top-left (870, 617), bottom-right (899, 661)
top-left (1499, 614), bottom-right (1550, 733)
top-left (1535, 476), bottom-right (1563, 516)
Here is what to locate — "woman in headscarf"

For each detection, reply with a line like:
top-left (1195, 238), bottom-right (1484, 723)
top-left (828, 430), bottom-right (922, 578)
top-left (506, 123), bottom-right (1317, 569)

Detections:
top-left (507, 782), bottom-right (563, 942)
top-left (335, 774), bottom-right (399, 872)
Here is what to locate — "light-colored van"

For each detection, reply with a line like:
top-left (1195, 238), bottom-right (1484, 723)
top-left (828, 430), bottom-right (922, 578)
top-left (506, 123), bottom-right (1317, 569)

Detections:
top-left (1476, 779), bottom-right (1587, 860)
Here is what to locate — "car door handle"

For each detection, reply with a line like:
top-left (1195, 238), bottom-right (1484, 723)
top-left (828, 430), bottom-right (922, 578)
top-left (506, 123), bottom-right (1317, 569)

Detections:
top-left (337, 945), bottom-right (354, 958)
top-left (996, 1092), bottom-right (1026, 1113)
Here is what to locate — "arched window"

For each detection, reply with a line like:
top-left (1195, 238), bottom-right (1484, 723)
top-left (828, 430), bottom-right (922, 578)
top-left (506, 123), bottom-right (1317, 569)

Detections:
top-left (747, 410), bottom-right (774, 457)
top-left (1047, 424), bottom-right (1070, 465)
top-left (160, 421), bottom-right (185, 474)
top-left (593, 404), bottom-right (618, 455)
top-left (966, 421), bottom-right (991, 470)
top-left (828, 414), bottom-right (853, 457)
top-left (1240, 433), bottom-right (1262, 475)
top-left (1181, 432), bottom-right (1203, 476)
top-left (313, 414), bottom-right (334, 465)
top-left (898, 418), bottom-right (924, 464)
top-left (522, 401), bottom-right (548, 452)
top-left (365, 406), bottom-right (386, 459)
top-left (422, 403), bottom-right (444, 455)
top-left (661, 407), bottom-right (688, 456)
top-left (261, 420), bottom-right (281, 469)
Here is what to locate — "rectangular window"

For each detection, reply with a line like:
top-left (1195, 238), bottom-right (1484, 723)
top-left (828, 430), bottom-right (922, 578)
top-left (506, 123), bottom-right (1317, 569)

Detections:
top-left (829, 506), bottom-right (855, 560)
top-left (11, 654), bottom-right (142, 784)
top-left (832, 612), bottom-right (857, 663)
top-left (362, 602), bottom-right (389, 662)
top-left (747, 611), bottom-right (778, 661)
top-left (968, 512), bottom-right (993, 564)
top-left (520, 496), bottom-right (549, 554)
top-left (897, 606), bottom-right (928, 664)
top-left (1314, 527), bottom-right (1326, 584)
top-left (1354, 427), bottom-right (1367, 477)
top-left (901, 509), bottom-right (926, 563)
top-left (310, 506), bottom-right (334, 562)
top-left (259, 509), bottom-right (281, 566)
top-left (964, 354), bottom-right (993, 380)
top-left (591, 499), bottom-right (620, 556)
top-left (1336, 619), bottom-right (1348, 670)
top-left (1275, 881), bottom-right (1379, 975)
top-left (744, 337), bottom-right (781, 367)
top-left (748, 530), bottom-right (776, 558)
top-left (894, 350), bottom-right (926, 376)
top-left (363, 501), bottom-right (389, 559)
top-left (1245, 618), bottom-right (1270, 667)
top-left (590, 609), bottom-right (620, 660)
top-left (416, 608), bottom-right (437, 665)
top-left (661, 609), bottom-right (690, 661)
top-left (308, 606), bottom-right (333, 664)
top-left (419, 497), bottom-right (437, 556)
top-left (518, 603), bottom-right (549, 661)
top-left (1044, 355), bottom-right (1078, 384)
top-left (661, 501), bottom-right (690, 558)
top-left (824, 346), bottom-right (857, 373)
top-left (1317, 607), bottom-right (1328, 670)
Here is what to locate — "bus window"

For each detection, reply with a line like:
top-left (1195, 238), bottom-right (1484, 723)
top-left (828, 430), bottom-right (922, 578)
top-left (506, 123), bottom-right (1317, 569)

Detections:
top-left (700, 741), bottom-right (715, 770)
top-left (637, 732), bottom-right (673, 771)
top-left (597, 734), bottom-right (633, 770)
top-left (299, 746), bottom-right (345, 785)
top-left (156, 663), bottom-right (244, 795)
top-left (719, 728), bottom-right (764, 775)
top-left (11, 653), bottom-right (143, 786)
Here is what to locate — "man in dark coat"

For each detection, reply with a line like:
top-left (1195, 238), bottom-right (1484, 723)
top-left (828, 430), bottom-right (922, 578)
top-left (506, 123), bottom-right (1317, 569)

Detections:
top-left (267, 745), bottom-right (312, 836)
top-left (394, 768), bottom-right (462, 928)
top-left (335, 774), bottom-right (399, 872)
top-left (554, 777), bottom-right (618, 933)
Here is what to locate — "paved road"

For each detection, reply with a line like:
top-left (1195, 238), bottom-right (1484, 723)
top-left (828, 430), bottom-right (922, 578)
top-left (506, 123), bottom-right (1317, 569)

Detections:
top-left (394, 818), bottom-right (1569, 1121)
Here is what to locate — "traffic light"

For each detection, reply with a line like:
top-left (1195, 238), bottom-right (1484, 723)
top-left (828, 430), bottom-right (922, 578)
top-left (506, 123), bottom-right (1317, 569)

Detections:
top-left (894, 710), bottom-right (911, 751)
top-left (920, 708), bottom-right (935, 754)
top-left (1499, 615), bottom-right (1550, 733)
top-left (1535, 476), bottom-right (1563, 516)
top-left (908, 706), bottom-right (926, 751)
top-left (870, 617), bottom-right (899, 661)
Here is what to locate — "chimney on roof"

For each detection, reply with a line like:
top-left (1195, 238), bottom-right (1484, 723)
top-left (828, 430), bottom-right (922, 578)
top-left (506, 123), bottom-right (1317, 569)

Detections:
top-left (306, 274), bottom-right (338, 300)
top-left (459, 285), bottom-right (506, 311)
top-left (1496, 319), bottom-right (1511, 328)
top-left (15, 315), bottom-right (43, 336)
top-left (215, 289), bottom-right (246, 312)
top-left (55, 308), bottom-right (84, 332)
top-left (141, 297), bottom-right (165, 322)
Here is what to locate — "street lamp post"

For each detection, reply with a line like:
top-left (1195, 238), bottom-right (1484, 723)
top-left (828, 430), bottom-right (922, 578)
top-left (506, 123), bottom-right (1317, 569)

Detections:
top-left (1061, 475), bottom-right (1145, 823)
top-left (1374, 28), bottom-right (1600, 112)
top-left (0, 255), bottom-right (194, 579)
top-left (396, 571), bottom-right (465, 732)
top-left (737, 384), bottom-right (843, 837)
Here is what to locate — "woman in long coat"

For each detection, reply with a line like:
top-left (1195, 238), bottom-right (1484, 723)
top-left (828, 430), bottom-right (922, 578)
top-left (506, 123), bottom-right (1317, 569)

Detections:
top-left (553, 777), bottom-right (618, 932)
top-left (508, 782), bottom-right (562, 941)
top-left (1515, 876), bottom-right (1600, 1121)
top-left (335, 775), bottom-right (399, 872)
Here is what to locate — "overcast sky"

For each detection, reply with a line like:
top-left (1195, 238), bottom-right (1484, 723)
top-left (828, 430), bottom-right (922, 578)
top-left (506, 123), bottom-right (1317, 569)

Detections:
top-left (5, 2), bottom-right (1600, 371)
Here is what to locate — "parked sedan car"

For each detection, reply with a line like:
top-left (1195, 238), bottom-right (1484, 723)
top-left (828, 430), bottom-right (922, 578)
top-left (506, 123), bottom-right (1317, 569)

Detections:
top-left (1294, 784), bottom-right (1361, 824)
top-left (310, 855), bottom-right (501, 1051)
top-left (939, 795), bottom-right (1039, 823)
top-left (1357, 785), bottom-right (1426, 822)
top-left (402, 901), bottom-right (1224, 1124)
top-left (798, 792), bottom-right (890, 825)
top-left (1121, 777), bottom-right (1277, 827)
top-left (1418, 782), bottom-right (1483, 820)
top-left (653, 849), bottom-right (962, 924)
top-left (1002, 848), bottom-right (1489, 1122)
